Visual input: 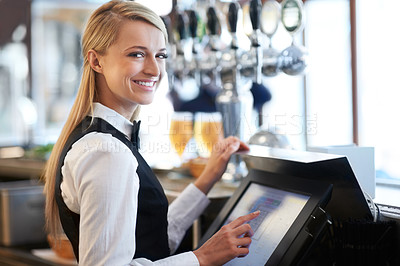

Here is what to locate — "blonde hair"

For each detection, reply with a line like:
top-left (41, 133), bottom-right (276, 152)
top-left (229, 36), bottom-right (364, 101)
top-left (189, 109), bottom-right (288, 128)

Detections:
top-left (43, 0), bottom-right (168, 238)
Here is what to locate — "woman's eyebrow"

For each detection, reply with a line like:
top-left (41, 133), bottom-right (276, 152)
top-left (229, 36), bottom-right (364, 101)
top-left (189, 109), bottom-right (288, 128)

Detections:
top-left (124, 45), bottom-right (147, 52)
top-left (124, 46), bottom-right (167, 52)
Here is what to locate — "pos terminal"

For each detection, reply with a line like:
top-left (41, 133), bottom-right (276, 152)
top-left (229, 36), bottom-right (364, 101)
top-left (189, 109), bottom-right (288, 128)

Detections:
top-left (199, 145), bottom-right (373, 265)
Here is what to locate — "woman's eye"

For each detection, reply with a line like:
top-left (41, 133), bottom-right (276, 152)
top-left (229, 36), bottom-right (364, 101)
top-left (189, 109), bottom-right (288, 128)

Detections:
top-left (128, 52), bottom-right (144, 58)
top-left (156, 53), bottom-right (168, 59)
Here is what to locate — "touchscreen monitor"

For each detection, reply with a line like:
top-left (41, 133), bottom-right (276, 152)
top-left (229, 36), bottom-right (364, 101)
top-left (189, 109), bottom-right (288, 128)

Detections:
top-left (200, 171), bottom-right (332, 266)
top-left (224, 183), bottom-right (310, 265)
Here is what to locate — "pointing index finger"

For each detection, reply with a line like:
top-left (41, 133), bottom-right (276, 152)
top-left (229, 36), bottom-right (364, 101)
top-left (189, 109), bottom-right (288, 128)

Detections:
top-left (229, 210), bottom-right (260, 229)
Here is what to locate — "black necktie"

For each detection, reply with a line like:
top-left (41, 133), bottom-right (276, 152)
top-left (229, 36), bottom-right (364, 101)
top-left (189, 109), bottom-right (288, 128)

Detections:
top-left (131, 120), bottom-right (141, 149)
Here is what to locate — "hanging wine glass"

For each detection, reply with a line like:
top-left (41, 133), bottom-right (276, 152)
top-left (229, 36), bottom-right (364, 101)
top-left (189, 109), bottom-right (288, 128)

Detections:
top-left (280, 0), bottom-right (309, 76)
top-left (260, 0), bottom-right (282, 77)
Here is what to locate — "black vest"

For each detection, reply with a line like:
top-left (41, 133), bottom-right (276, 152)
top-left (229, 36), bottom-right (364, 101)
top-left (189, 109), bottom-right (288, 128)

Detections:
top-left (54, 116), bottom-right (170, 262)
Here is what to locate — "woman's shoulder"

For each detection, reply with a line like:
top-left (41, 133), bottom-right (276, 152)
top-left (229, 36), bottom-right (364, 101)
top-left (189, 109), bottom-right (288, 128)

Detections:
top-left (64, 132), bottom-right (138, 183)
top-left (72, 131), bottom-right (132, 154)
top-left (64, 131), bottom-right (137, 175)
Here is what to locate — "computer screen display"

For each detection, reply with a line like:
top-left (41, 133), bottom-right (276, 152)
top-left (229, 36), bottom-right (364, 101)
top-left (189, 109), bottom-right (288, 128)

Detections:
top-left (199, 171), bottom-right (332, 266)
top-left (224, 183), bottom-right (310, 266)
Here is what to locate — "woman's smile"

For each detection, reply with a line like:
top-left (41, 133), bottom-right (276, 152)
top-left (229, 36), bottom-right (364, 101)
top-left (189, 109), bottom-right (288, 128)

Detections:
top-left (133, 79), bottom-right (158, 91)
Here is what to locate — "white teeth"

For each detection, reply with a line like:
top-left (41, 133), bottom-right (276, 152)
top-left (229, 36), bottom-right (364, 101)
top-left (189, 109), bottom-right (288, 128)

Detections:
top-left (136, 81), bottom-right (154, 87)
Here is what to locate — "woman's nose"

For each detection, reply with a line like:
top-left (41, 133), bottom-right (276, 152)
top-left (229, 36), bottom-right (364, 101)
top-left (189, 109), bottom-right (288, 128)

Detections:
top-left (143, 56), bottom-right (160, 77)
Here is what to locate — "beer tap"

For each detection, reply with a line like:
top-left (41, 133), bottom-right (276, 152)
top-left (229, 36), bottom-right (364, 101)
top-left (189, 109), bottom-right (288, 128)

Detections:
top-left (179, 9), bottom-right (219, 113)
top-left (170, 11), bottom-right (200, 108)
top-left (174, 11), bottom-right (187, 82)
top-left (201, 5), bottom-right (222, 89)
top-left (217, 2), bottom-right (241, 139)
top-left (184, 5), bottom-right (222, 111)
top-left (249, 0), bottom-right (272, 127)
top-left (215, 2), bottom-right (252, 182)
top-left (187, 10), bottom-right (200, 89)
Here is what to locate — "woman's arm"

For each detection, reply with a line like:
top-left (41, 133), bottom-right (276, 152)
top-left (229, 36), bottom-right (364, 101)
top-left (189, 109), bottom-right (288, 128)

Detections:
top-left (167, 136), bottom-right (255, 266)
top-left (167, 183), bottom-right (210, 253)
top-left (167, 136), bottom-right (249, 252)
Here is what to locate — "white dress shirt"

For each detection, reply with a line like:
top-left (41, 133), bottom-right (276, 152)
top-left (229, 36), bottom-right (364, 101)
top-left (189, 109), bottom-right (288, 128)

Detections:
top-left (61, 103), bottom-right (210, 265)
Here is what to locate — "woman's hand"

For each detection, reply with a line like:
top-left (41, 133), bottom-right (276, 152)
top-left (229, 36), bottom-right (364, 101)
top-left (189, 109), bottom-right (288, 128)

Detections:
top-left (194, 136), bottom-right (249, 195)
top-left (193, 211), bottom-right (260, 266)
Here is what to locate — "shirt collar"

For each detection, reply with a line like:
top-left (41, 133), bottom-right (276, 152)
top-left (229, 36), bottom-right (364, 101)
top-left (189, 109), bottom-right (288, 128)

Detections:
top-left (92, 102), bottom-right (133, 139)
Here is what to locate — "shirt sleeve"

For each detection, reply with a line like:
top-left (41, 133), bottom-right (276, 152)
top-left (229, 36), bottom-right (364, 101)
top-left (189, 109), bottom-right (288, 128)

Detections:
top-left (61, 133), bottom-right (201, 266)
top-left (129, 252), bottom-right (199, 266)
top-left (167, 183), bottom-right (211, 253)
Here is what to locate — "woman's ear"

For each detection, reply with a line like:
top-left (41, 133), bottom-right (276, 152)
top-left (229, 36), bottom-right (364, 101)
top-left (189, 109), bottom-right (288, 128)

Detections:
top-left (88, 50), bottom-right (103, 73)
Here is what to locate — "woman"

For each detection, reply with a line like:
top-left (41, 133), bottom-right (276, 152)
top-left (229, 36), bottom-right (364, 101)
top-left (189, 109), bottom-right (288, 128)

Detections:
top-left (43, 1), bottom-right (259, 265)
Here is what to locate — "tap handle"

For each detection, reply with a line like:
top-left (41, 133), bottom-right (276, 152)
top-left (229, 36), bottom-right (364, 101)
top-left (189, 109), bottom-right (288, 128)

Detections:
top-left (228, 2), bottom-right (240, 33)
top-left (250, 0), bottom-right (261, 30)
top-left (188, 10), bottom-right (198, 38)
top-left (176, 12), bottom-right (187, 41)
top-left (207, 6), bottom-right (219, 35)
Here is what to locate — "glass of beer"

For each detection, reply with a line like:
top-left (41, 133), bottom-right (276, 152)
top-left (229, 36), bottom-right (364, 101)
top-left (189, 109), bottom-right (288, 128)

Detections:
top-left (194, 112), bottom-right (224, 158)
top-left (169, 112), bottom-right (194, 163)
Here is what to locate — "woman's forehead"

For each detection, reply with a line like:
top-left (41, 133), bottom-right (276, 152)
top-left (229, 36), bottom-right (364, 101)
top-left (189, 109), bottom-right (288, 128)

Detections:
top-left (112, 19), bottom-right (166, 50)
